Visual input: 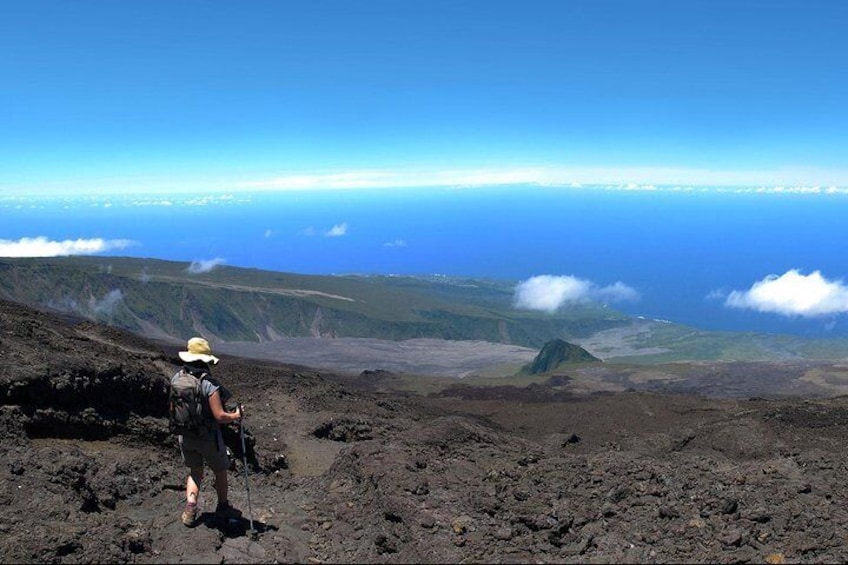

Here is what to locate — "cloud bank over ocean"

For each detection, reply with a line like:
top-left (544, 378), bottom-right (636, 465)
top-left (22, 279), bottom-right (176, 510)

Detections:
top-left (514, 275), bottom-right (639, 313)
top-left (0, 237), bottom-right (134, 257)
top-left (234, 167), bottom-right (848, 194)
top-left (726, 270), bottom-right (848, 317)
top-left (5, 169), bottom-right (848, 203)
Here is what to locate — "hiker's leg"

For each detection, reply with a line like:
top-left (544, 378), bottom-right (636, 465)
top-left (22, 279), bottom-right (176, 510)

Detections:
top-left (208, 429), bottom-right (232, 505)
top-left (186, 467), bottom-right (203, 504)
top-left (213, 468), bottom-right (228, 504)
top-left (178, 434), bottom-right (205, 505)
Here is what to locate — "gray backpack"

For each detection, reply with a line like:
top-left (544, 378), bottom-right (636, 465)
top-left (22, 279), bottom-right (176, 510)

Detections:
top-left (168, 370), bottom-right (212, 436)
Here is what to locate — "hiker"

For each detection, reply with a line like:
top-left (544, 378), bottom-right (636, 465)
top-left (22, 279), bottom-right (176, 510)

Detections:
top-left (169, 337), bottom-right (244, 527)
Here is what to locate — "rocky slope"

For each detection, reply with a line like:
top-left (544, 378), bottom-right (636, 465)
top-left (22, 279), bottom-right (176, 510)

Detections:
top-left (3, 298), bottom-right (848, 563)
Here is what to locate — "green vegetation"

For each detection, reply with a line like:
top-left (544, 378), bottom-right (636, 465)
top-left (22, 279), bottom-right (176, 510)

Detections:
top-left (601, 322), bottom-right (848, 364)
top-left (0, 257), bottom-right (629, 348)
top-left (3, 256), bottom-right (848, 364)
top-left (519, 339), bottom-right (601, 375)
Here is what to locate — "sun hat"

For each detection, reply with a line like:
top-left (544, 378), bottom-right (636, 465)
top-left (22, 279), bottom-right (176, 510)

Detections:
top-left (178, 337), bottom-right (220, 365)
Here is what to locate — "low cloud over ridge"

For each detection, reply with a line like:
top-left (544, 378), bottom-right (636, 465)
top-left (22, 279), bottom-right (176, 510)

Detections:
top-left (187, 258), bottom-right (226, 274)
top-left (90, 289), bottom-right (124, 316)
top-left (514, 275), bottom-right (639, 313)
top-left (0, 236), bottom-right (134, 257)
top-left (726, 269), bottom-right (848, 317)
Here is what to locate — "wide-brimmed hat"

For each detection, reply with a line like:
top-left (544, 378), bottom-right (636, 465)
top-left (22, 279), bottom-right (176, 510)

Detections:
top-left (178, 337), bottom-right (219, 365)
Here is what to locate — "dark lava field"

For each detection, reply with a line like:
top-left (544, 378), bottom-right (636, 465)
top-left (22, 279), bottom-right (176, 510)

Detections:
top-left (3, 298), bottom-right (848, 564)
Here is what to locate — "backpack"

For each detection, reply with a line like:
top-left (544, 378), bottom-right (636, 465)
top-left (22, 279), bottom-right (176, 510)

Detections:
top-left (169, 369), bottom-right (213, 436)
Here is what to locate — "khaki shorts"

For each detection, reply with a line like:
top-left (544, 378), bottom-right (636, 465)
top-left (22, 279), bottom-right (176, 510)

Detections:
top-left (178, 430), bottom-right (230, 472)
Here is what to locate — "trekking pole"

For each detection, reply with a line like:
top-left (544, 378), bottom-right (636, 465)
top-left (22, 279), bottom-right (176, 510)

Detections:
top-left (238, 405), bottom-right (256, 537)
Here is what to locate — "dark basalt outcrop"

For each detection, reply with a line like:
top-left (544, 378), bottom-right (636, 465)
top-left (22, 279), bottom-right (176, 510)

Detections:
top-left (4, 298), bottom-right (848, 564)
top-left (0, 299), bottom-right (172, 443)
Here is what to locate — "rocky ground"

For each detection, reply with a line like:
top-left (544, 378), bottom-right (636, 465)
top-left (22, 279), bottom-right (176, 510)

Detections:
top-left (3, 298), bottom-right (848, 564)
top-left (217, 336), bottom-right (539, 378)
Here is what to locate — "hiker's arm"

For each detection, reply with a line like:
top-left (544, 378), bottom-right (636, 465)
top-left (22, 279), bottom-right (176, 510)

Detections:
top-left (208, 390), bottom-right (241, 424)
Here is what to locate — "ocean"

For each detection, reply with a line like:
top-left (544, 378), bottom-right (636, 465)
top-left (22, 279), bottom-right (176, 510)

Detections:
top-left (2, 186), bottom-right (847, 337)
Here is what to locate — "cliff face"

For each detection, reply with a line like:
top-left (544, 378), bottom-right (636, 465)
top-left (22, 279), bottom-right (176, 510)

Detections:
top-left (521, 338), bottom-right (601, 375)
top-left (5, 298), bottom-right (848, 564)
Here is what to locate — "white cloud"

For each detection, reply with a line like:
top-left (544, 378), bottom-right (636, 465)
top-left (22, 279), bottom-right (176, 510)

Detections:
top-left (0, 236), bottom-right (134, 257)
top-left (234, 166), bottom-right (848, 192)
top-left (324, 222), bottom-right (349, 237)
top-left (595, 281), bottom-right (641, 303)
top-left (128, 194), bottom-right (239, 207)
top-left (725, 269), bottom-right (848, 317)
top-left (6, 166), bottom-right (848, 198)
top-left (384, 239), bottom-right (407, 248)
top-left (705, 289), bottom-right (727, 301)
top-left (187, 257), bottom-right (226, 274)
top-left (301, 223), bottom-right (350, 237)
top-left (515, 276), bottom-right (594, 312)
top-left (514, 275), bottom-right (639, 312)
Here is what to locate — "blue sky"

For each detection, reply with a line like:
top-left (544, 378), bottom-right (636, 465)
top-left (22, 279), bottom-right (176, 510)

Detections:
top-left (3, 0), bottom-right (848, 195)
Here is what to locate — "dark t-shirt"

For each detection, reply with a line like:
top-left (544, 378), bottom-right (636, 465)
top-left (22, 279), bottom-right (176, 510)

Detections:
top-left (201, 374), bottom-right (233, 417)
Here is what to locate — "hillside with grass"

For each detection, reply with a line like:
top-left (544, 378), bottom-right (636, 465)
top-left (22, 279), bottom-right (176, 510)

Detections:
top-left (0, 256), bottom-right (629, 348)
top-left (4, 256), bottom-right (848, 365)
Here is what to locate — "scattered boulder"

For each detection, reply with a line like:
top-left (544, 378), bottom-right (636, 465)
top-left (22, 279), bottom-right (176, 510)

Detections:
top-left (313, 418), bottom-right (373, 442)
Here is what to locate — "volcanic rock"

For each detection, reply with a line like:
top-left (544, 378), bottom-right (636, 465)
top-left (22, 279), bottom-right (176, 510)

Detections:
top-left (4, 298), bottom-right (848, 563)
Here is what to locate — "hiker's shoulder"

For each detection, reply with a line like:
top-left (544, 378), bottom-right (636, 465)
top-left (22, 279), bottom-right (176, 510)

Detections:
top-left (200, 375), bottom-right (221, 395)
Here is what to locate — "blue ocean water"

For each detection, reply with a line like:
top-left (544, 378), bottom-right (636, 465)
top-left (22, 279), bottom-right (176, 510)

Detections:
top-left (2, 186), bottom-right (847, 337)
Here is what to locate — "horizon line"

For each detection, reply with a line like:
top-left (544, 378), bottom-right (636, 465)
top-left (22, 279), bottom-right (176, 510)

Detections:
top-left (4, 165), bottom-right (848, 197)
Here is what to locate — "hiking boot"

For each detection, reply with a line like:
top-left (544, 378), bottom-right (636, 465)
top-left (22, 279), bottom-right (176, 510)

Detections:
top-left (215, 501), bottom-right (242, 521)
top-left (181, 503), bottom-right (198, 527)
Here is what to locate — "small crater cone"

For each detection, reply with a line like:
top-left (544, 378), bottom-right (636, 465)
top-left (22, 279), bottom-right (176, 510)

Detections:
top-left (520, 339), bottom-right (600, 375)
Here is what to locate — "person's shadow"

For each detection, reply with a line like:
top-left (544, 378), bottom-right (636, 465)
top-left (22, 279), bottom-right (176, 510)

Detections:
top-left (197, 511), bottom-right (276, 538)
top-left (199, 417), bottom-right (269, 538)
